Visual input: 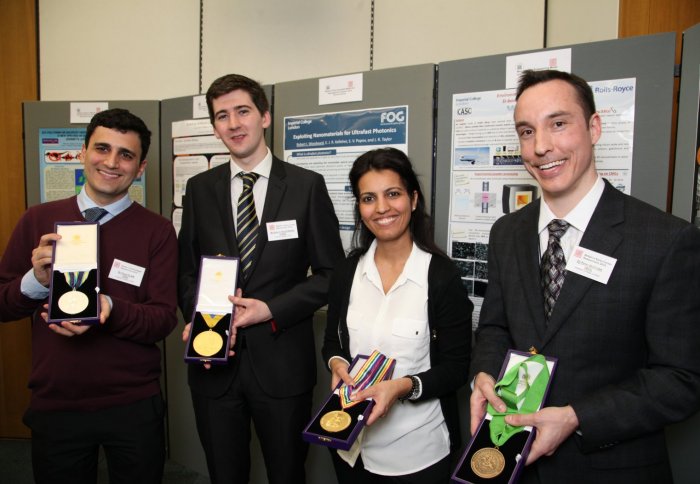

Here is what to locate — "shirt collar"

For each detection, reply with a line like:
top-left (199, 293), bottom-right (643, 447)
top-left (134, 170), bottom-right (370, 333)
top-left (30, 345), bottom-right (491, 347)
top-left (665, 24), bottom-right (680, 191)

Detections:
top-left (359, 240), bottom-right (429, 291)
top-left (77, 186), bottom-right (133, 217)
top-left (229, 147), bottom-right (272, 179)
top-left (538, 175), bottom-right (605, 235)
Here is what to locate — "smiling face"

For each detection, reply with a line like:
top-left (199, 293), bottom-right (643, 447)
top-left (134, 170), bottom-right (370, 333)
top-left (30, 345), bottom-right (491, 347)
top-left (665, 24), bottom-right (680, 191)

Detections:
top-left (81, 126), bottom-right (146, 206)
top-left (211, 89), bottom-right (271, 170)
top-left (357, 169), bottom-right (417, 248)
top-left (514, 79), bottom-right (601, 215)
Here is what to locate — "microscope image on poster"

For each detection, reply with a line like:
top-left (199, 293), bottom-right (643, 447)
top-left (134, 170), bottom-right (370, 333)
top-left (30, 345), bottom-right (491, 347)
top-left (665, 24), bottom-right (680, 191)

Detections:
top-left (502, 184), bottom-right (538, 213)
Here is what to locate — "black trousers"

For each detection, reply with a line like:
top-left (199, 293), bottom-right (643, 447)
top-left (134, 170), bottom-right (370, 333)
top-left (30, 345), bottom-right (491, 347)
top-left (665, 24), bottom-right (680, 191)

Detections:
top-left (191, 346), bottom-right (312, 484)
top-left (330, 448), bottom-right (452, 484)
top-left (23, 394), bottom-right (165, 484)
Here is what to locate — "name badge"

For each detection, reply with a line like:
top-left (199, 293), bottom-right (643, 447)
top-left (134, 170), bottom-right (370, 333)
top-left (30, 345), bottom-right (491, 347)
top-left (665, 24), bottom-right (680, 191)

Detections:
top-left (566, 246), bottom-right (616, 284)
top-left (108, 259), bottom-right (146, 287)
top-left (266, 220), bottom-right (298, 241)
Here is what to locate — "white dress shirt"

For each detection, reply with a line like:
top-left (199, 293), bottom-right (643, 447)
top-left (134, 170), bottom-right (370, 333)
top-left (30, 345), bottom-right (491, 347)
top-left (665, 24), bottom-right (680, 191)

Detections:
top-left (538, 176), bottom-right (605, 262)
top-left (229, 148), bottom-right (272, 230)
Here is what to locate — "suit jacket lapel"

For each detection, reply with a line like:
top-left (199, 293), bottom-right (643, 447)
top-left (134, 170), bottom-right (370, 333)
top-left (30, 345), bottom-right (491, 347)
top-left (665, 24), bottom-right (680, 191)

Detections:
top-left (244, 157), bottom-right (287, 280)
top-left (214, 165), bottom-right (238, 256)
top-left (514, 200), bottom-right (548, 340)
top-left (542, 181), bottom-right (624, 346)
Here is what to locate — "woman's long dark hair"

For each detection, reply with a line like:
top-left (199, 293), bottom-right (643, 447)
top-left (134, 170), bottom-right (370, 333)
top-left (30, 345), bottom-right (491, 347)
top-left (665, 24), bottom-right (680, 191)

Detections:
top-left (348, 147), bottom-right (446, 258)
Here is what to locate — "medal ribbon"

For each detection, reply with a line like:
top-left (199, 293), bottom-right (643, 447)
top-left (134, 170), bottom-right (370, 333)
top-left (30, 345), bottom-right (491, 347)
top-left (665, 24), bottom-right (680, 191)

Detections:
top-left (202, 314), bottom-right (224, 329)
top-left (486, 354), bottom-right (550, 446)
top-left (339, 350), bottom-right (395, 409)
top-left (64, 271), bottom-right (89, 290)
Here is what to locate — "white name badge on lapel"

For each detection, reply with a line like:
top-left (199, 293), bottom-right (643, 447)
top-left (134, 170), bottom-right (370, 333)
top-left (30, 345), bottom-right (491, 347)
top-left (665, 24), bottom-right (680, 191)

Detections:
top-left (267, 220), bottom-right (299, 241)
top-left (566, 246), bottom-right (616, 284)
top-left (108, 259), bottom-right (146, 287)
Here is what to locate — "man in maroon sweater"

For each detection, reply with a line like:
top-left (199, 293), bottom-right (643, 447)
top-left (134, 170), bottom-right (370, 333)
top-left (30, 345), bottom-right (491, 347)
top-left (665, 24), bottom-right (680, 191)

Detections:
top-left (0, 109), bottom-right (178, 484)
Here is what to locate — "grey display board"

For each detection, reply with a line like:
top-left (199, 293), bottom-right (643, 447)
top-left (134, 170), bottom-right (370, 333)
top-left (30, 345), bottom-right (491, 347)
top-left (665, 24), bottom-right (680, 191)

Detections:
top-left (672, 22), bottom-right (700, 225)
top-left (23, 101), bottom-right (161, 212)
top-left (435, 32), bottom-right (676, 251)
top-left (273, 64), bottom-right (437, 213)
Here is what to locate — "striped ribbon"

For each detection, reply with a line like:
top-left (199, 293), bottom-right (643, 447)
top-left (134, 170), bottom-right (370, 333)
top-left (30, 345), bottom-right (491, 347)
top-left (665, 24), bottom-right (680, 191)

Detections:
top-left (64, 271), bottom-right (89, 289)
top-left (340, 350), bottom-right (395, 409)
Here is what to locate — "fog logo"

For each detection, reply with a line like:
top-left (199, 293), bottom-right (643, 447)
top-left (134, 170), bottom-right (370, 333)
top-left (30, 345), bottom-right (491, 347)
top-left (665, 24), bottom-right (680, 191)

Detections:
top-left (380, 111), bottom-right (405, 124)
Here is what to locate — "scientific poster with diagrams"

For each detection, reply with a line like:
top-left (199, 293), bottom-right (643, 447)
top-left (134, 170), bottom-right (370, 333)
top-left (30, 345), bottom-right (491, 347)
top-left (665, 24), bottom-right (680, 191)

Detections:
top-left (283, 106), bottom-right (408, 249)
top-left (39, 128), bottom-right (147, 204)
top-left (448, 79), bottom-right (636, 327)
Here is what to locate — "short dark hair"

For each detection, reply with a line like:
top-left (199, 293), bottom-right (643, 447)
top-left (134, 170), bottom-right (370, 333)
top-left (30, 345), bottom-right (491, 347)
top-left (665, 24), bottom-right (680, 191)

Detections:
top-left (85, 108), bottom-right (151, 162)
top-left (516, 69), bottom-right (596, 122)
top-left (206, 74), bottom-right (270, 123)
top-left (348, 147), bottom-right (445, 258)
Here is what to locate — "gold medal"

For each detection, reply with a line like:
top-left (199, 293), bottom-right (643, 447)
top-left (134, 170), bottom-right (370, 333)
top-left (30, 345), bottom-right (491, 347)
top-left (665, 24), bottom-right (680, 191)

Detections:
top-left (58, 290), bottom-right (89, 315)
top-left (192, 330), bottom-right (224, 357)
top-left (319, 410), bottom-right (351, 433)
top-left (470, 447), bottom-right (505, 479)
top-left (192, 314), bottom-right (225, 357)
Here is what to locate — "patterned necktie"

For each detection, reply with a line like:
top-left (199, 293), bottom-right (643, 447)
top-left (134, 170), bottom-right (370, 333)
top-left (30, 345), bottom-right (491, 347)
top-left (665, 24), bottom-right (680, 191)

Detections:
top-left (236, 172), bottom-right (260, 278)
top-left (83, 207), bottom-right (108, 223)
top-left (541, 219), bottom-right (570, 321)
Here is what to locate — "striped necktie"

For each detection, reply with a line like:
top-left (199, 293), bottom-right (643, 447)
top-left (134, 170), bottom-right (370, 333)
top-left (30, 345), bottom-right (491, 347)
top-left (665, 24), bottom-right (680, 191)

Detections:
top-left (83, 207), bottom-right (108, 223)
top-left (541, 219), bottom-right (570, 321)
top-left (236, 172), bottom-right (260, 278)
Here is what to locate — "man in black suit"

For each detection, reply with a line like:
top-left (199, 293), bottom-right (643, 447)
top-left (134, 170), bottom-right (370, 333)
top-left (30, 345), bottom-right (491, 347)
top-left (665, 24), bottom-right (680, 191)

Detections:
top-left (178, 74), bottom-right (344, 484)
top-left (469, 69), bottom-right (700, 483)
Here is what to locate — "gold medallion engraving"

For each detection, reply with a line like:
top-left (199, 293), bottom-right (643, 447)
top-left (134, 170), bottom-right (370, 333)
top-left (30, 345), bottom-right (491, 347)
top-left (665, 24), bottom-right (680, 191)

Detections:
top-left (319, 410), bottom-right (351, 433)
top-left (192, 330), bottom-right (224, 357)
top-left (470, 447), bottom-right (505, 479)
top-left (58, 290), bottom-right (89, 315)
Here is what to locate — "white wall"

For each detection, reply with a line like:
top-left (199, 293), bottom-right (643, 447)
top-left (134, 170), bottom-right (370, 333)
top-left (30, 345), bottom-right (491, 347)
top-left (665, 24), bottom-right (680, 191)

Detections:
top-left (40, 0), bottom-right (619, 100)
top-left (40, 0), bottom-right (200, 100)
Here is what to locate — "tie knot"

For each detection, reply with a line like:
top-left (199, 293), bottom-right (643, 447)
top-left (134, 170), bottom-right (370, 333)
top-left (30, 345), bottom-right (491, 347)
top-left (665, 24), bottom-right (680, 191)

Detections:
top-left (239, 172), bottom-right (259, 189)
top-left (547, 219), bottom-right (569, 240)
top-left (83, 207), bottom-right (108, 223)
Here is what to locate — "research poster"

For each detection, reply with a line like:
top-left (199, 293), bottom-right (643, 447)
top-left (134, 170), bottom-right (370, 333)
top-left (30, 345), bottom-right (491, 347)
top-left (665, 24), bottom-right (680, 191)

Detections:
top-left (39, 128), bottom-right (146, 204)
top-left (171, 118), bottom-right (228, 208)
top-left (448, 79), bottom-right (636, 327)
top-left (283, 106), bottom-right (408, 249)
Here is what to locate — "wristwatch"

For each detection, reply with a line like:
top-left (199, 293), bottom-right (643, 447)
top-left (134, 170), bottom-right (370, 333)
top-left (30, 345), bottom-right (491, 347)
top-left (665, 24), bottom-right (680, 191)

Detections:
top-left (399, 375), bottom-right (420, 402)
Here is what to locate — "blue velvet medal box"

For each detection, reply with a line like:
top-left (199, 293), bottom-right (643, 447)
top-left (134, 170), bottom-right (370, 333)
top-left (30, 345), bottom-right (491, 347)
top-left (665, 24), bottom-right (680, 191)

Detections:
top-left (452, 350), bottom-right (558, 484)
top-left (184, 255), bottom-right (239, 365)
top-left (303, 354), bottom-right (396, 451)
top-left (47, 222), bottom-right (101, 325)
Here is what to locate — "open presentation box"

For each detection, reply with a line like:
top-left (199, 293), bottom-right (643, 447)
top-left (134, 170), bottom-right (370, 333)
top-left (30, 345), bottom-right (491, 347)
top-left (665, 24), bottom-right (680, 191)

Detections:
top-left (184, 255), bottom-right (239, 364)
top-left (452, 350), bottom-right (557, 484)
top-left (48, 222), bottom-right (100, 325)
top-left (303, 353), bottom-right (396, 451)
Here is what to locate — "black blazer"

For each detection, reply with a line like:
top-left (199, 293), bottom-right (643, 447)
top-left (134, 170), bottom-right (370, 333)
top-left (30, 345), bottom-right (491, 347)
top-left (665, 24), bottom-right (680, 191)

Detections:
top-left (471, 180), bottom-right (700, 482)
top-left (178, 156), bottom-right (344, 399)
top-left (322, 251), bottom-right (473, 451)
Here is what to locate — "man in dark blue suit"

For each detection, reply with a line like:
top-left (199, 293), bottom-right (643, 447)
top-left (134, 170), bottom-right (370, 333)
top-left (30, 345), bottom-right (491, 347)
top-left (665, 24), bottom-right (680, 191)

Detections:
top-left (178, 74), bottom-right (344, 484)
top-left (470, 69), bottom-right (700, 483)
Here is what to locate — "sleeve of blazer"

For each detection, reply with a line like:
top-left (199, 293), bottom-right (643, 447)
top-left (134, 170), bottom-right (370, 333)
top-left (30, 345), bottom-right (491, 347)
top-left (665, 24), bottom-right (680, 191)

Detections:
top-left (177, 176), bottom-right (201, 320)
top-left (469, 217), bottom-right (515, 381)
top-left (265, 172), bottom-right (344, 331)
top-left (573, 223), bottom-right (700, 451)
top-left (415, 255), bottom-right (473, 400)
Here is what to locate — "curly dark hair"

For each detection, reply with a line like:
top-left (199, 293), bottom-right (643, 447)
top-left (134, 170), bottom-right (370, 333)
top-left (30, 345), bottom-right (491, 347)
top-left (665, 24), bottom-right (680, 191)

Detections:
top-left (85, 108), bottom-right (151, 162)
